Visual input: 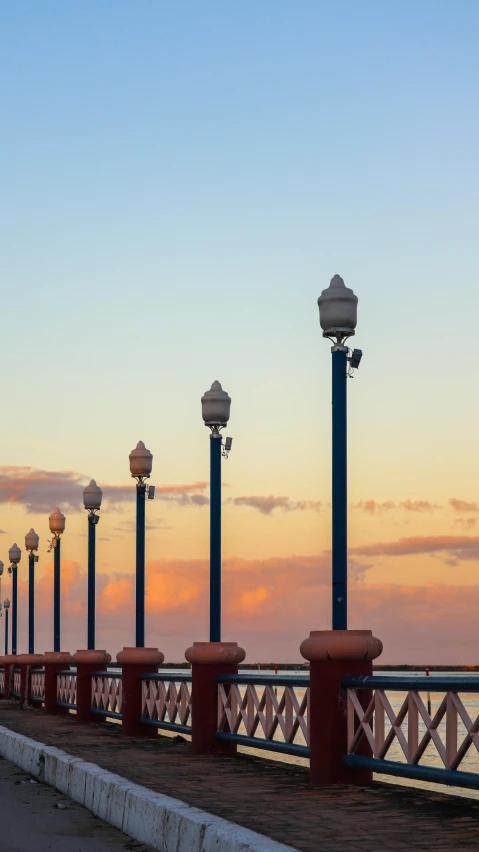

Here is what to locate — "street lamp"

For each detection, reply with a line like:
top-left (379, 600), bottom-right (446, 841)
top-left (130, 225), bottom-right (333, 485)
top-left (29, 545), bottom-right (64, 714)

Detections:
top-left (201, 380), bottom-right (232, 642)
top-left (129, 441), bottom-right (154, 647)
top-left (8, 544), bottom-right (21, 655)
top-left (3, 599), bottom-right (10, 655)
top-left (83, 480), bottom-right (102, 650)
top-left (25, 529), bottom-right (39, 654)
top-left (317, 274), bottom-right (361, 630)
top-left (49, 507), bottom-right (66, 652)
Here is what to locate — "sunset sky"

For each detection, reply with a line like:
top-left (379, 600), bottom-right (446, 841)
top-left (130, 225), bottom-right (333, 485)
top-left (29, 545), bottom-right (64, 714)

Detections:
top-left (2, 1), bottom-right (479, 663)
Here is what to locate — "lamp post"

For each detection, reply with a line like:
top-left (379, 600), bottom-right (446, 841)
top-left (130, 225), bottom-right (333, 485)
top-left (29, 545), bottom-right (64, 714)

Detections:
top-left (25, 529), bottom-right (39, 655)
top-left (317, 274), bottom-right (361, 630)
top-left (83, 480), bottom-right (102, 650)
top-left (3, 599), bottom-right (9, 655)
top-left (8, 545), bottom-right (21, 655)
top-left (201, 381), bottom-right (231, 642)
top-left (129, 442), bottom-right (154, 648)
top-left (49, 508), bottom-right (66, 653)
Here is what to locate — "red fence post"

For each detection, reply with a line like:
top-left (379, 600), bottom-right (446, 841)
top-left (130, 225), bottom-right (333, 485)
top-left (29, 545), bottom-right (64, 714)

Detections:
top-left (116, 647), bottom-right (164, 737)
top-left (0, 656), bottom-right (15, 698)
top-left (185, 642), bottom-right (246, 755)
top-left (73, 650), bottom-right (112, 723)
top-left (300, 630), bottom-right (383, 786)
top-left (43, 652), bottom-right (73, 714)
top-left (18, 655), bottom-right (44, 706)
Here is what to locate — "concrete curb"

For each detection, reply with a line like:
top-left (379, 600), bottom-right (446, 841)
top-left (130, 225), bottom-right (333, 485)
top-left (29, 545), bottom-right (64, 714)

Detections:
top-left (0, 725), bottom-right (297, 852)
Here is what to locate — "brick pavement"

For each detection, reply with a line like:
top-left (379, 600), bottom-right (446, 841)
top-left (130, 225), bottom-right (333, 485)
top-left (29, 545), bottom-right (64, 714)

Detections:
top-left (1, 701), bottom-right (479, 851)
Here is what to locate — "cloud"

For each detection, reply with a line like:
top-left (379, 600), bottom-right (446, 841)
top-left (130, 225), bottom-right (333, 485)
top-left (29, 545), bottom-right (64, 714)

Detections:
top-left (453, 518), bottom-right (476, 530)
top-left (449, 498), bottom-right (479, 514)
top-left (352, 534), bottom-right (479, 561)
top-left (233, 496), bottom-right (321, 515)
top-left (0, 466), bottom-right (210, 514)
top-left (352, 500), bottom-right (438, 515)
top-left (15, 555), bottom-right (479, 665)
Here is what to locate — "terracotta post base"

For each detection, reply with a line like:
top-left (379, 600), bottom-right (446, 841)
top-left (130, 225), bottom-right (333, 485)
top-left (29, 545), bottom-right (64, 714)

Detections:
top-left (73, 650), bottom-right (112, 723)
top-left (185, 642), bottom-right (246, 755)
top-left (116, 647), bottom-right (164, 737)
top-left (300, 630), bottom-right (383, 786)
top-left (43, 652), bottom-right (73, 714)
top-left (17, 654), bottom-right (44, 705)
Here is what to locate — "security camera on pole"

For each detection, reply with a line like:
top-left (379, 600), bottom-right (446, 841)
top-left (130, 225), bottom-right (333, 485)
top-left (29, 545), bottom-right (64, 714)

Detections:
top-left (299, 274), bottom-right (382, 786)
top-left (25, 529), bottom-right (39, 655)
top-left (49, 508), bottom-right (65, 653)
top-left (8, 544), bottom-right (21, 655)
top-left (185, 381), bottom-right (245, 755)
top-left (83, 480), bottom-right (102, 650)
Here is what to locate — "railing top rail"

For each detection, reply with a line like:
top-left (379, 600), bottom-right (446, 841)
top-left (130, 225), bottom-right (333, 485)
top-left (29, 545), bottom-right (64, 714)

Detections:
top-left (217, 674), bottom-right (310, 687)
top-left (343, 675), bottom-right (479, 691)
top-left (90, 670), bottom-right (120, 678)
top-left (140, 673), bottom-right (192, 682)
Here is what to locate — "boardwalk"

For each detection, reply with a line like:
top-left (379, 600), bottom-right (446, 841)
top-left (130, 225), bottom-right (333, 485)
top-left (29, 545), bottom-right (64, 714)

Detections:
top-left (1, 702), bottom-right (479, 851)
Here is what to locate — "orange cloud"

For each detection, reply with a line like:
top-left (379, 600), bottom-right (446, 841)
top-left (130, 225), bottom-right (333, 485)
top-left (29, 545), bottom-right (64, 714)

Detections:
top-left (352, 500), bottom-right (438, 514)
top-left (352, 535), bottom-right (479, 560)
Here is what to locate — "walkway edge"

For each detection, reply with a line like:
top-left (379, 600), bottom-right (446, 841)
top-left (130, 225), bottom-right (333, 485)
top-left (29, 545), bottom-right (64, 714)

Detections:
top-left (0, 724), bottom-right (297, 852)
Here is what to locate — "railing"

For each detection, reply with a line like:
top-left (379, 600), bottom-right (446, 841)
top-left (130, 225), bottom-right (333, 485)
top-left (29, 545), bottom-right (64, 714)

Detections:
top-left (0, 667), bottom-right (4, 696)
top-left (141, 673), bottom-right (192, 734)
top-left (216, 674), bottom-right (309, 758)
top-left (30, 668), bottom-right (45, 703)
top-left (57, 670), bottom-right (77, 709)
top-left (91, 671), bottom-right (122, 719)
top-left (12, 668), bottom-right (21, 699)
top-left (343, 675), bottom-right (479, 790)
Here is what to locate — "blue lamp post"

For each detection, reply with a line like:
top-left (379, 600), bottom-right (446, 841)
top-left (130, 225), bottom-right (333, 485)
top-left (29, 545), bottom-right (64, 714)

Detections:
top-left (8, 544), bottom-right (21, 655)
top-left (83, 480), bottom-right (102, 650)
top-left (25, 529), bottom-right (39, 654)
top-left (317, 275), bottom-right (362, 630)
top-left (49, 508), bottom-right (66, 653)
top-left (129, 442), bottom-right (154, 648)
top-left (3, 599), bottom-right (10, 655)
top-left (201, 381), bottom-right (232, 643)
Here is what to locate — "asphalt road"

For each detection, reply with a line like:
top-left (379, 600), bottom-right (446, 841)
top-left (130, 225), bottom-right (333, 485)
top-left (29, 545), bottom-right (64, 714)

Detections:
top-left (0, 756), bottom-right (155, 852)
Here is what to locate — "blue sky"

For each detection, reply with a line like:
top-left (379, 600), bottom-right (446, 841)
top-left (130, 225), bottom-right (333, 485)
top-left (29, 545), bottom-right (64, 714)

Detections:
top-left (1, 1), bottom-right (479, 658)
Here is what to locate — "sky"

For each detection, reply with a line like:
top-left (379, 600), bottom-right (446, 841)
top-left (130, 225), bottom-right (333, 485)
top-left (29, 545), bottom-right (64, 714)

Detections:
top-left (1, 1), bottom-right (479, 663)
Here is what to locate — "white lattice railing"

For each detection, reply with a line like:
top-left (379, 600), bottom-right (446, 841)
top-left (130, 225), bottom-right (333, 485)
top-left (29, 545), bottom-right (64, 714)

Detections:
top-left (141, 676), bottom-right (192, 731)
top-left (0, 667), bottom-right (5, 695)
top-left (217, 676), bottom-right (309, 756)
top-left (30, 670), bottom-right (45, 702)
top-left (91, 673), bottom-right (122, 717)
top-left (13, 668), bottom-right (21, 697)
top-left (57, 671), bottom-right (77, 707)
top-left (344, 675), bottom-right (479, 787)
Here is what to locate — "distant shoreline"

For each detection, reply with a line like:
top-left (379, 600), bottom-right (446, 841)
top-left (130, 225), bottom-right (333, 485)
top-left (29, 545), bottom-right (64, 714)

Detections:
top-left (157, 662), bottom-right (479, 671)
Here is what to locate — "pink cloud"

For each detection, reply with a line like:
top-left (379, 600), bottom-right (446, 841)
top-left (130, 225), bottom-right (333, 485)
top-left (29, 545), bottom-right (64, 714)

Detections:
top-left (352, 499), bottom-right (438, 514)
top-left (352, 534), bottom-right (479, 561)
top-left (233, 496), bottom-right (321, 515)
top-left (449, 498), bottom-right (479, 513)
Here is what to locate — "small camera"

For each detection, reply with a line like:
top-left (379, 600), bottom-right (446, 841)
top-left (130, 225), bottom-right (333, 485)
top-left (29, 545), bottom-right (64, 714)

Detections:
top-left (224, 437), bottom-right (233, 452)
top-left (147, 485), bottom-right (156, 500)
top-left (349, 349), bottom-right (363, 370)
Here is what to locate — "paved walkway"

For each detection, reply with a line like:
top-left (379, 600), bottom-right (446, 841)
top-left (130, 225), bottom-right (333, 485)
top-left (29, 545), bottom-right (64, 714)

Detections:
top-left (1, 702), bottom-right (479, 851)
top-left (0, 751), bottom-right (154, 851)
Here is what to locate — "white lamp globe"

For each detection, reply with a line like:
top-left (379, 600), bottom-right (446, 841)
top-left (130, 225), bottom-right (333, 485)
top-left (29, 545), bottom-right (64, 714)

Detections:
top-left (49, 507), bottom-right (66, 535)
top-left (317, 274), bottom-right (358, 336)
top-left (83, 480), bottom-right (103, 510)
top-left (8, 544), bottom-right (21, 565)
top-left (201, 381), bottom-right (231, 427)
top-left (129, 441), bottom-right (153, 478)
top-left (25, 529), bottom-right (39, 551)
